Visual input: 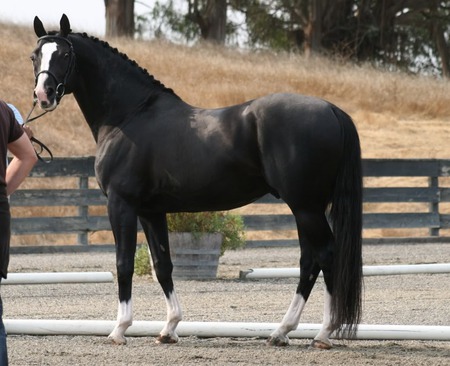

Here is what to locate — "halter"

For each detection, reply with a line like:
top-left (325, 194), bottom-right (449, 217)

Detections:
top-left (25, 35), bottom-right (75, 163)
top-left (35, 35), bottom-right (76, 104)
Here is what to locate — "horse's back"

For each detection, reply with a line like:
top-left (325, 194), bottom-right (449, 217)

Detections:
top-left (249, 93), bottom-right (340, 125)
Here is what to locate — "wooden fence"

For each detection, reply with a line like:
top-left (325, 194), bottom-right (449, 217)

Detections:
top-left (9, 157), bottom-right (450, 252)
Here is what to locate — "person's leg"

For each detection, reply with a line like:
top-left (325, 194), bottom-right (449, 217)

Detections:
top-left (0, 288), bottom-right (7, 366)
top-left (0, 198), bottom-right (10, 365)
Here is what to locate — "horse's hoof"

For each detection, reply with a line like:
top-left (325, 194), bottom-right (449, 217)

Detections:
top-left (108, 334), bottom-right (127, 345)
top-left (156, 334), bottom-right (178, 344)
top-left (266, 336), bottom-right (289, 347)
top-left (310, 339), bottom-right (333, 350)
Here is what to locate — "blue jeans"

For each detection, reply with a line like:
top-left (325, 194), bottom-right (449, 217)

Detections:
top-left (0, 285), bottom-right (7, 366)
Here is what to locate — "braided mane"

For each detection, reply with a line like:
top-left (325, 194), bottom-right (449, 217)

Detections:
top-left (67, 31), bottom-right (179, 98)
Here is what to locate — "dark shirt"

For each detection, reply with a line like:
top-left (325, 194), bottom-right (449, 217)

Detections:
top-left (0, 100), bottom-right (24, 197)
top-left (0, 100), bottom-right (24, 278)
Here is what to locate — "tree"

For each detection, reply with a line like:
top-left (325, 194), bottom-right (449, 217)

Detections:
top-left (356, 0), bottom-right (450, 77)
top-left (233, 0), bottom-right (449, 77)
top-left (428, 0), bottom-right (450, 78)
top-left (138, 0), bottom-right (228, 44)
top-left (188, 0), bottom-right (228, 44)
top-left (104, 0), bottom-right (135, 37)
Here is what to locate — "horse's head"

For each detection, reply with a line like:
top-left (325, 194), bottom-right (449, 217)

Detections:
top-left (31, 14), bottom-right (76, 111)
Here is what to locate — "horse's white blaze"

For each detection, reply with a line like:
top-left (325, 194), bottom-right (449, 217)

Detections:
top-left (34, 42), bottom-right (58, 106)
top-left (270, 293), bottom-right (306, 340)
top-left (314, 289), bottom-right (334, 346)
top-left (160, 290), bottom-right (182, 339)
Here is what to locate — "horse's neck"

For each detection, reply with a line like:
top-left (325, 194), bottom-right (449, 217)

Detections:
top-left (71, 37), bottom-right (164, 139)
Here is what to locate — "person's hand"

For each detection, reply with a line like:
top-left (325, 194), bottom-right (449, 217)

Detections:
top-left (22, 125), bottom-right (34, 139)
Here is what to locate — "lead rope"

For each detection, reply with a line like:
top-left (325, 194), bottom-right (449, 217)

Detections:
top-left (23, 100), bottom-right (53, 163)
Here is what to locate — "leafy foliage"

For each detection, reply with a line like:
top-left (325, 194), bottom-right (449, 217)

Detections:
top-left (167, 211), bottom-right (246, 255)
top-left (134, 244), bottom-right (151, 276)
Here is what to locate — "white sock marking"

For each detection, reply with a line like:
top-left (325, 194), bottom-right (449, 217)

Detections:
top-left (314, 289), bottom-right (334, 344)
top-left (160, 290), bottom-right (182, 338)
top-left (270, 293), bottom-right (306, 339)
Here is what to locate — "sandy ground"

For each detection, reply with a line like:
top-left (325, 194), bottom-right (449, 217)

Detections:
top-left (2, 244), bottom-right (450, 366)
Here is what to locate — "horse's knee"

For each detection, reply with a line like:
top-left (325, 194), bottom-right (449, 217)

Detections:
top-left (116, 266), bottom-right (134, 284)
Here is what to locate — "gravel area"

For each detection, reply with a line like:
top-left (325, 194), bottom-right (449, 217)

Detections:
top-left (2, 243), bottom-right (450, 365)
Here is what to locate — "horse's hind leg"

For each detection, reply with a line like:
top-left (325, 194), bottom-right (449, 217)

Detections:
top-left (267, 210), bottom-right (334, 348)
top-left (311, 289), bottom-right (335, 349)
top-left (139, 213), bottom-right (182, 344)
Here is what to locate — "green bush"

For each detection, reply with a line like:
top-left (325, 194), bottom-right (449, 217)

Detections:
top-left (135, 244), bottom-right (151, 276)
top-left (167, 211), bottom-right (246, 255)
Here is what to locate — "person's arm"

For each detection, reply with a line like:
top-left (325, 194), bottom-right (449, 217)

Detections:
top-left (6, 133), bottom-right (38, 196)
top-left (22, 125), bottom-right (34, 139)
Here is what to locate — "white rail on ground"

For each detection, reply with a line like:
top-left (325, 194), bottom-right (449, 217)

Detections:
top-left (2, 272), bottom-right (114, 285)
top-left (4, 320), bottom-right (450, 341)
top-left (239, 263), bottom-right (450, 279)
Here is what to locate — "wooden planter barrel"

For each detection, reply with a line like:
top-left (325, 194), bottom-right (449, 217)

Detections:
top-left (156, 233), bottom-right (223, 280)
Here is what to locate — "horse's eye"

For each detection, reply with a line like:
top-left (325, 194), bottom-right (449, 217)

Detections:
top-left (64, 53), bottom-right (70, 58)
top-left (30, 55), bottom-right (35, 62)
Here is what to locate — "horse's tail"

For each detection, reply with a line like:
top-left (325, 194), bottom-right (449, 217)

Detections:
top-left (329, 105), bottom-right (363, 338)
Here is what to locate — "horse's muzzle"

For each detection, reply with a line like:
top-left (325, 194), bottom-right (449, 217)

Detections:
top-left (33, 89), bottom-right (58, 111)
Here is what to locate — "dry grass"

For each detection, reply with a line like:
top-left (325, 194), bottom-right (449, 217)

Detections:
top-left (1, 22), bottom-right (450, 244)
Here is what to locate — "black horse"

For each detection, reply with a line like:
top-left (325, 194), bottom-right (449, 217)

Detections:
top-left (30, 15), bottom-right (363, 349)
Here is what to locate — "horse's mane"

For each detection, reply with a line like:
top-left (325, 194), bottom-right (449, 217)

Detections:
top-left (58, 31), bottom-right (180, 99)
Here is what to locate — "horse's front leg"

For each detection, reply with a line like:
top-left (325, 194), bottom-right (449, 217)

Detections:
top-left (139, 213), bottom-right (182, 344)
top-left (106, 194), bottom-right (138, 345)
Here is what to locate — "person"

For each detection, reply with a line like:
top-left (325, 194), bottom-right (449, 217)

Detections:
top-left (6, 104), bottom-right (33, 142)
top-left (6, 104), bottom-right (23, 125)
top-left (0, 100), bottom-right (37, 365)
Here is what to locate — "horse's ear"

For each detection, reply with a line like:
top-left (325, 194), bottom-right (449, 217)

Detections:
top-left (59, 14), bottom-right (71, 37)
top-left (33, 16), bottom-right (47, 38)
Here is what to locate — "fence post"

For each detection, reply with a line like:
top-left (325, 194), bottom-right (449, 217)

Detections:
top-left (429, 176), bottom-right (439, 237)
top-left (78, 176), bottom-right (89, 245)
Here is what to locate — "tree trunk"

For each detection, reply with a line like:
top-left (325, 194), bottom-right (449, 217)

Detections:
top-left (430, 0), bottom-right (450, 78)
top-left (205, 0), bottom-right (227, 43)
top-left (436, 31), bottom-right (450, 79)
top-left (192, 0), bottom-right (227, 44)
top-left (304, 0), bottom-right (324, 57)
top-left (104, 0), bottom-right (135, 38)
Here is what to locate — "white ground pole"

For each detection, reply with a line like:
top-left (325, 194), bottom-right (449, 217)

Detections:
top-left (239, 263), bottom-right (450, 279)
top-left (4, 320), bottom-right (450, 341)
top-left (2, 272), bottom-right (114, 285)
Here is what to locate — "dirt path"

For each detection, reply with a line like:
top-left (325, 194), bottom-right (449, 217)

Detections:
top-left (3, 244), bottom-right (450, 365)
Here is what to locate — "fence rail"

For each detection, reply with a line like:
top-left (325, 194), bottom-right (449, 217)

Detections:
top-left (10, 157), bottom-right (450, 252)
